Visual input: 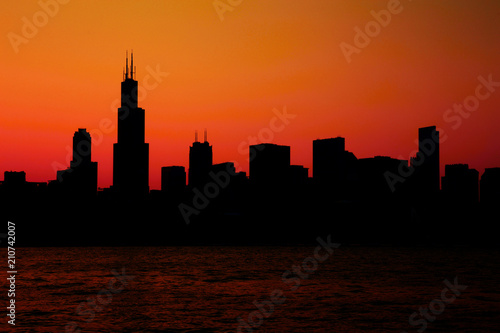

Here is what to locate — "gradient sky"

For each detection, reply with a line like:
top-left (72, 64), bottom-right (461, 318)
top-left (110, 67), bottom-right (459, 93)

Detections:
top-left (1, 0), bottom-right (499, 190)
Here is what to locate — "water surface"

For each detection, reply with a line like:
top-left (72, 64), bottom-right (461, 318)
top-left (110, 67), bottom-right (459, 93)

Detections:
top-left (14, 246), bottom-right (500, 332)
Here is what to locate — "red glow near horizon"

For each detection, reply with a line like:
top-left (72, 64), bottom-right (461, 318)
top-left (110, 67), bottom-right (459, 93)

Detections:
top-left (1, 1), bottom-right (499, 190)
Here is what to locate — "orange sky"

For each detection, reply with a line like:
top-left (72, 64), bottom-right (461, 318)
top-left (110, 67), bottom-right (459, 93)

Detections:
top-left (1, 0), bottom-right (499, 190)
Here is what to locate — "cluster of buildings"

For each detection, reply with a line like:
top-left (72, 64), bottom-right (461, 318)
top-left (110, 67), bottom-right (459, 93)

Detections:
top-left (2, 54), bottom-right (500, 209)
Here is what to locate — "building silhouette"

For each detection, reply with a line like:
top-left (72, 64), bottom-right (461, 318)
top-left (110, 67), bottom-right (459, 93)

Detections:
top-left (188, 130), bottom-right (212, 188)
top-left (3, 171), bottom-right (26, 188)
top-left (249, 143), bottom-right (290, 187)
top-left (442, 164), bottom-right (479, 204)
top-left (480, 167), bottom-right (500, 204)
top-left (210, 162), bottom-right (235, 177)
top-left (72, 128), bottom-right (92, 166)
top-left (411, 126), bottom-right (440, 198)
top-left (2, 171), bottom-right (28, 198)
top-left (57, 128), bottom-right (98, 197)
top-left (113, 51), bottom-right (149, 196)
top-left (208, 162), bottom-right (248, 216)
top-left (312, 137), bottom-right (358, 199)
top-left (313, 137), bottom-right (344, 184)
top-left (161, 166), bottom-right (186, 196)
top-left (358, 156), bottom-right (407, 200)
top-left (1, 40), bottom-right (499, 252)
top-left (209, 162), bottom-right (247, 192)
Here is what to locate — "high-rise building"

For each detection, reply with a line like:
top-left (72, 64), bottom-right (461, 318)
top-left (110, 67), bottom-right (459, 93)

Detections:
top-left (312, 137), bottom-right (358, 199)
top-left (442, 164), bottom-right (479, 204)
top-left (411, 126), bottom-right (440, 196)
top-left (71, 128), bottom-right (92, 167)
top-left (313, 137), bottom-right (346, 185)
top-left (188, 130), bottom-right (212, 187)
top-left (58, 128), bottom-right (98, 196)
top-left (113, 51), bottom-right (149, 195)
top-left (249, 143), bottom-right (290, 186)
top-left (358, 156), bottom-right (407, 198)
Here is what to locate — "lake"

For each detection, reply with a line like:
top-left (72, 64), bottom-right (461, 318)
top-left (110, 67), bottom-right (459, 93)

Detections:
top-left (13, 245), bottom-right (500, 332)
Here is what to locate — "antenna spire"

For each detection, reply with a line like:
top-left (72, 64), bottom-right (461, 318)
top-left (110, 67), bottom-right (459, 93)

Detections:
top-left (195, 130), bottom-right (198, 143)
top-left (131, 50), bottom-right (134, 79)
top-left (204, 129), bottom-right (207, 143)
top-left (125, 50), bottom-right (129, 79)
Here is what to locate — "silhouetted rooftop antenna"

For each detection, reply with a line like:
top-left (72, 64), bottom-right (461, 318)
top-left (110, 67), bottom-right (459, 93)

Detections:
top-left (131, 50), bottom-right (134, 80)
top-left (204, 129), bottom-right (207, 143)
top-left (195, 130), bottom-right (198, 143)
top-left (125, 50), bottom-right (129, 79)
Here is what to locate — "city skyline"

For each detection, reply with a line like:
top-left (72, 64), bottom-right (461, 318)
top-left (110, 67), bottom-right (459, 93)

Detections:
top-left (2, 58), bottom-right (495, 242)
top-left (0, 51), bottom-right (498, 195)
top-left (1, 55), bottom-right (498, 191)
top-left (2, 3), bottom-right (499, 332)
top-left (1, 72), bottom-right (498, 193)
top-left (1, 1), bottom-right (500, 190)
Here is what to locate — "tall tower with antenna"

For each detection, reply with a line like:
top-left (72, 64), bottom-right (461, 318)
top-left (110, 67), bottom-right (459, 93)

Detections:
top-left (113, 50), bottom-right (149, 195)
top-left (189, 130), bottom-right (212, 187)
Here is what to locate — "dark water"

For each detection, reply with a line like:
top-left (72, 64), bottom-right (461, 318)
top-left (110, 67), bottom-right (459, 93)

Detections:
top-left (10, 246), bottom-right (500, 332)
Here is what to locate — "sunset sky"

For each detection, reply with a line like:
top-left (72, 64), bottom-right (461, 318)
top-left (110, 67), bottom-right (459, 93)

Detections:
top-left (1, 0), bottom-right (499, 190)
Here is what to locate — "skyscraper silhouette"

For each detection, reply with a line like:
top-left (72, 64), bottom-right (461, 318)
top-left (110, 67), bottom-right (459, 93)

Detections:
top-left (57, 128), bottom-right (98, 197)
top-left (442, 164), bottom-right (479, 204)
top-left (249, 143), bottom-right (290, 186)
top-left (113, 51), bottom-right (149, 196)
top-left (312, 137), bottom-right (358, 198)
top-left (358, 156), bottom-right (407, 199)
top-left (188, 130), bottom-right (212, 187)
top-left (313, 137), bottom-right (346, 185)
top-left (71, 128), bottom-right (93, 167)
top-left (411, 126), bottom-right (440, 197)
